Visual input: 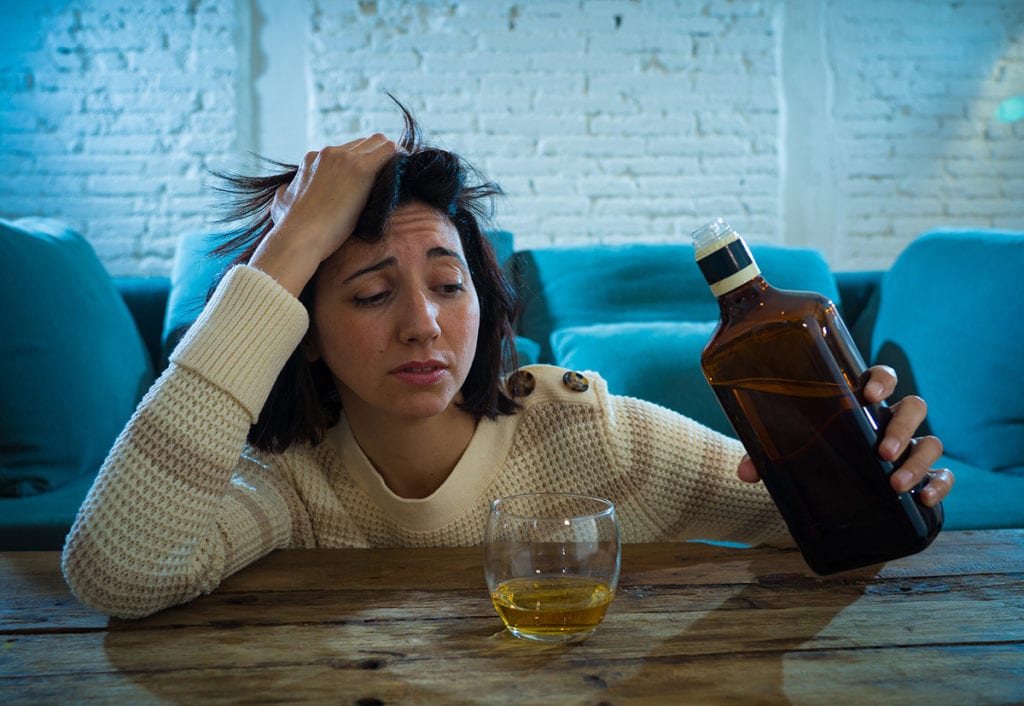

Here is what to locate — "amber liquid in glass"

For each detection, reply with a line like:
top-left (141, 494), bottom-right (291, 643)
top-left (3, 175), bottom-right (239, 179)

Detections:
top-left (702, 279), bottom-right (943, 575)
top-left (490, 576), bottom-right (615, 640)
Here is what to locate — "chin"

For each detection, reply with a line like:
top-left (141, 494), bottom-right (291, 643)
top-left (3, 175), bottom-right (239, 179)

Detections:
top-left (392, 390), bottom-right (462, 420)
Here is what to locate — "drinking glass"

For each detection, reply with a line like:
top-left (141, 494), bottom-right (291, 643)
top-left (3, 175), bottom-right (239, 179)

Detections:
top-left (484, 493), bottom-right (621, 643)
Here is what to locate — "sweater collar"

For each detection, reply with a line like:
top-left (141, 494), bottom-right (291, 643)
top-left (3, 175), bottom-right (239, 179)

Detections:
top-left (325, 412), bottom-right (518, 531)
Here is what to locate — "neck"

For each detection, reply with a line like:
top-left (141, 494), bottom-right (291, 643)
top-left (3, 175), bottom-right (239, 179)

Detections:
top-left (344, 406), bottom-right (478, 499)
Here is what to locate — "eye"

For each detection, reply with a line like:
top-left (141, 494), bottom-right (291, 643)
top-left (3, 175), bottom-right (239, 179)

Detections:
top-left (352, 290), bottom-right (391, 307)
top-left (438, 281), bottom-right (465, 296)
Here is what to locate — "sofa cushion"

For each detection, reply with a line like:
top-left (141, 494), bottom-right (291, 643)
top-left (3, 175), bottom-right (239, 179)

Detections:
top-left (513, 335), bottom-right (542, 367)
top-left (551, 321), bottom-right (735, 437)
top-left (0, 218), bottom-right (154, 497)
top-left (0, 471), bottom-right (99, 549)
top-left (862, 230), bottom-right (1024, 473)
top-left (514, 243), bottom-right (841, 363)
top-left (937, 458), bottom-right (1024, 531)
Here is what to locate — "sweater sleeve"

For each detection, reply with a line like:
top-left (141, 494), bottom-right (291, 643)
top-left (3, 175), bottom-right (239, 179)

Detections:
top-left (506, 366), bottom-right (791, 547)
top-left (600, 388), bottom-right (792, 547)
top-left (62, 266), bottom-right (314, 619)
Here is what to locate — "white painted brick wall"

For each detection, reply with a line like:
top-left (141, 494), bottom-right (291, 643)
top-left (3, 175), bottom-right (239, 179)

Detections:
top-left (0, 0), bottom-right (1021, 276)
top-left (0, 0), bottom-right (245, 276)
top-left (308, 1), bottom-right (783, 249)
top-left (826, 0), bottom-right (1024, 269)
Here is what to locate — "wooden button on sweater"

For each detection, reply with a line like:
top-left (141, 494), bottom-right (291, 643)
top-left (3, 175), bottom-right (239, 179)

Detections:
top-left (507, 369), bottom-right (536, 397)
top-left (562, 371), bottom-right (589, 392)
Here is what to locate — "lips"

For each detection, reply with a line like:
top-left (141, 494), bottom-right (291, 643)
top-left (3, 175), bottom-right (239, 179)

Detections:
top-left (389, 360), bottom-right (449, 386)
top-left (390, 359), bottom-right (446, 373)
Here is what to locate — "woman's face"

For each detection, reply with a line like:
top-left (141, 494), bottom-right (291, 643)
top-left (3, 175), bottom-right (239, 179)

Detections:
top-left (311, 201), bottom-right (481, 425)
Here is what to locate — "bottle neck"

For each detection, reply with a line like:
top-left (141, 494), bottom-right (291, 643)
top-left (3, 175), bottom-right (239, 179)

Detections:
top-left (694, 231), bottom-right (762, 298)
top-left (717, 276), bottom-right (770, 320)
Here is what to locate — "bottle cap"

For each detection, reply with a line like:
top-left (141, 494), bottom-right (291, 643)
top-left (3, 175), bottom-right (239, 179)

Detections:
top-left (691, 217), bottom-right (738, 258)
top-left (692, 217), bottom-right (760, 296)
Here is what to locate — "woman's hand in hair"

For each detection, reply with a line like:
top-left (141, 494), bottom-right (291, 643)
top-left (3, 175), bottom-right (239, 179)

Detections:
top-left (250, 134), bottom-right (398, 297)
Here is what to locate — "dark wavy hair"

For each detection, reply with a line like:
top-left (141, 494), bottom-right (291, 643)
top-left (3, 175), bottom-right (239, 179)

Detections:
top-left (211, 99), bottom-right (520, 453)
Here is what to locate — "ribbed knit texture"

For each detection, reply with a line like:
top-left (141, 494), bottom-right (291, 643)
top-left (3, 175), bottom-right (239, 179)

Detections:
top-left (62, 265), bottom-right (789, 619)
top-left (171, 265), bottom-right (309, 420)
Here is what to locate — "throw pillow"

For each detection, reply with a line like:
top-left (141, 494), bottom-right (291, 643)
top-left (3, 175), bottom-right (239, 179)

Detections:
top-left (550, 321), bottom-right (735, 437)
top-left (513, 242), bottom-right (841, 364)
top-left (0, 218), bottom-right (154, 497)
top-left (865, 229), bottom-right (1024, 472)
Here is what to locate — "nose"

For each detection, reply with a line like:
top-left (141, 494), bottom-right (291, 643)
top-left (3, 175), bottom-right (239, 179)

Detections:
top-left (399, 289), bottom-right (442, 343)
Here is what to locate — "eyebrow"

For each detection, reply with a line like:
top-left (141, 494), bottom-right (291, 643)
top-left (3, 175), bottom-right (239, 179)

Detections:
top-left (342, 247), bottom-right (466, 284)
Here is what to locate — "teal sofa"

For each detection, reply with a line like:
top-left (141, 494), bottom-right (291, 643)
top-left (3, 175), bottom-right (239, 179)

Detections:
top-left (2, 218), bottom-right (1021, 550)
top-left (509, 231), bottom-right (1024, 533)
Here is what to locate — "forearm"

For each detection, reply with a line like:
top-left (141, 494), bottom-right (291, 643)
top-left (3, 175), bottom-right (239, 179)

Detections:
top-left (610, 395), bottom-right (790, 547)
top-left (61, 367), bottom-right (259, 618)
top-left (62, 266), bottom-right (311, 618)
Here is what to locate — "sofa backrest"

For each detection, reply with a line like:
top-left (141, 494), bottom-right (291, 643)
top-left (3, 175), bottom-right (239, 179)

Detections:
top-left (511, 242), bottom-right (841, 364)
top-left (114, 276), bottom-right (171, 372)
top-left (858, 229), bottom-right (1024, 473)
top-left (159, 233), bottom-right (842, 437)
top-left (0, 218), bottom-right (154, 502)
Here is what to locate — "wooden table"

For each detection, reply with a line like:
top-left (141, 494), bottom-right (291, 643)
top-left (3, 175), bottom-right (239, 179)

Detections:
top-left (1, 530), bottom-right (1022, 704)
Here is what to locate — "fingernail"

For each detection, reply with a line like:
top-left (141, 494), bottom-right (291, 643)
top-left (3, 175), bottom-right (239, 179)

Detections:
top-left (865, 381), bottom-right (884, 399)
top-left (881, 438), bottom-right (900, 460)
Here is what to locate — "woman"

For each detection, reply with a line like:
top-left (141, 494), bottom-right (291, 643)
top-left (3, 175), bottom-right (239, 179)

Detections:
top-left (62, 104), bottom-right (953, 619)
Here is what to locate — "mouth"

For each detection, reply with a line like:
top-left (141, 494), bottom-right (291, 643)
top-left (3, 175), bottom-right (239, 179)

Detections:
top-left (391, 360), bottom-right (446, 373)
top-left (390, 360), bottom-right (449, 385)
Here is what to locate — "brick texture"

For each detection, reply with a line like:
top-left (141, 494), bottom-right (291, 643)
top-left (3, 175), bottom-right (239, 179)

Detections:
top-left (1, 0), bottom-right (1021, 276)
top-left (0, 0), bottom-right (243, 275)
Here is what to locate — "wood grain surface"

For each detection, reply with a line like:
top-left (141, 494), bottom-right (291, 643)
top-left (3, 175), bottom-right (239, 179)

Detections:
top-left (2, 530), bottom-right (1021, 704)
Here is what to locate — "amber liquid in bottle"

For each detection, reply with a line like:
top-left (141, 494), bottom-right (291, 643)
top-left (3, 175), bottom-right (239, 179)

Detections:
top-left (694, 219), bottom-right (942, 575)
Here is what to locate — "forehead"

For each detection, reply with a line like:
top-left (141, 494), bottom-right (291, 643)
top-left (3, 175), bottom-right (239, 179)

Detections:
top-left (384, 201), bottom-right (458, 239)
top-left (322, 202), bottom-right (465, 276)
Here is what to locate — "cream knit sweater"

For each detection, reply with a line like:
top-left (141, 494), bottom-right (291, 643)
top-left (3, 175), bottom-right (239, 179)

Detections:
top-left (61, 265), bottom-right (788, 619)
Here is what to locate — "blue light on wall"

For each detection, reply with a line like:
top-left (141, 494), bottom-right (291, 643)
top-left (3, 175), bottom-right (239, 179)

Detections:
top-left (996, 96), bottom-right (1024, 123)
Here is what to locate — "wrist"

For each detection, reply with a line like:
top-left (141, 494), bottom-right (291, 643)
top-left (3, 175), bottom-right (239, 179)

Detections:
top-left (248, 229), bottom-right (323, 297)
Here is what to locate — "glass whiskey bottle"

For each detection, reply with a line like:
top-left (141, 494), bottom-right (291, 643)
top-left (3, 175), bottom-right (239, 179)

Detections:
top-left (693, 218), bottom-right (943, 575)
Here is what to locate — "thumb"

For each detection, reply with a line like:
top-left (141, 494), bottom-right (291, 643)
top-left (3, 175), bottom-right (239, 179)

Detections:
top-left (737, 455), bottom-right (761, 483)
top-left (270, 182), bottom-right (292, 225)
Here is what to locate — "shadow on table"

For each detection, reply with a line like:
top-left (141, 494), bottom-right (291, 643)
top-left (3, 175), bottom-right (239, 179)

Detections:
top-left (0, 553), bottom-right (110, 633)
top-left (599, 547), bottom-right (879, 704)
top-left (98, 544), bottom-right (878, 704)
top-left (100, 585), bottom-right (491, 705)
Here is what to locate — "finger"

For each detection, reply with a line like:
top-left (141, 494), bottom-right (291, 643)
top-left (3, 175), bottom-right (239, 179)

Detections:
top-left (878, 395), bottom-right (928, 461)
top-left (315, 135), bottom-right (398, 178)
top-left (889, 435), bottom-right (944, 492)
top-left (863, 365), bottom-right (898, 403)
top-left (917, 468), bottom-right (955, 507)
top-left (362, 133), bottom-right (399, 159)
top-left (307, 136), bottom-right (393, 171)
top-left (299, 149), bottom-right (320, 171)
top-left (359, 132), bottom-right (391, 148)
top-left (736, 456), bottom-right (761, 483)
top-left (338, 133), bottom-right (395, 157)
top-left (332, 135), bottom-right (386, 152)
